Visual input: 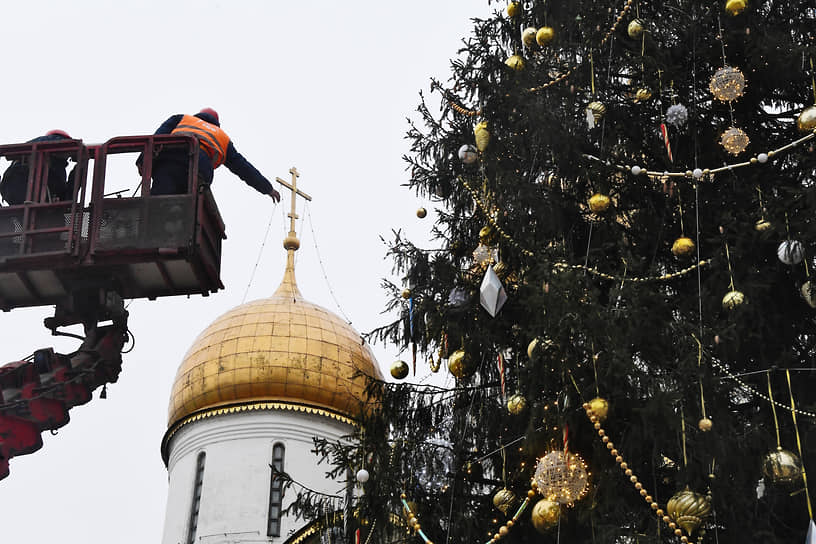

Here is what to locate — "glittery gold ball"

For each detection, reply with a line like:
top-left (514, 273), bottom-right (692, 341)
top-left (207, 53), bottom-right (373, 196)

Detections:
top-left (725, 0), bottom-right (747, 15)
top-left (698, 417), bottom-right (713, 432)
top-left (762, 448), bottom-right (804, 485)
top-left (448, 349), bottom-right (475, 379)
top-left (505, 54), bottom-right (526, 71)
top-left (797, 105), bottom-right (816, 133)
top-left (390, 360), bottom-right (409, 380)
top-left (401, 288), bottom-right (411, 299)
top-left (671, 237), bottom-right (696, 257)
top-left (531, 499), bottom-right (561, 533)
top-left (709, 67), bottom-right (746, 102)
top-left (722, 290), bottom-right (746, 310)
top-left (493, 488), bottom-right (517, 515)
top-left (588, 193), bottom-right (611, 213)
top-left (720, 126), bottom-right (750, 155)
top-left (506, 1), bottom-right (521, 17)
top-left (754, 218), bottom-right (772, 232)
top-left (522, 27), bottom-right (538, 47)
top-left (627, 19), bottom-right (645, 38)
top-left (534, 451), bottom-right (589, 505)
top-left (507, 394), bottom-right (527, 415)
top-left (589, 397), bottom-right (609, 422)
top-left (416, 207), bottom-right (427, 219)
top-left (536, 26), bottom-right (555, 46)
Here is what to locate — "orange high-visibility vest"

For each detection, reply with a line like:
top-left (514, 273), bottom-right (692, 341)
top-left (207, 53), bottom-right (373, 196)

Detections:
top-left (171, 114), bottom-right (230, 168)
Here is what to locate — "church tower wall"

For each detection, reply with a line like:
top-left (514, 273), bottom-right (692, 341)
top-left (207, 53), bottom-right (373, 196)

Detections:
top-left (162, 408), bottom-right (352, 544)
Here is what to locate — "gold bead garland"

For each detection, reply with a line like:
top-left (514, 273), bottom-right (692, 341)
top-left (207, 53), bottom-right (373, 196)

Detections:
top-left (459, 176), bottom-right (712, 283)
top-left (400, 491), bottom-right (532, 544)
top-left (582, 402), bottom-right (699, 543)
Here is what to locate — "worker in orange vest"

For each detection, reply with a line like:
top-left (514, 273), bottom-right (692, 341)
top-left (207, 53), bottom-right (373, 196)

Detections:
top-left (139, 108), bottom-right (281, 201)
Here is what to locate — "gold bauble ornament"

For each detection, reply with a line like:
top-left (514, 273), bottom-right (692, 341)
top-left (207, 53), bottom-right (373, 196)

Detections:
top-left (698, 417), bottom-right (713, 432)
top-left (448, 348), bottom-right (475, 379)
top-left (801, 280), bottom-right (816, 309)
top-left (531, 499), bottom-right (560, 533)
top-left (671, 236), bottom-right (696, 257)
top-left (588, 193), bottom-right (611, 213)
top-left (493, 488), bottom-right (517, 515)
top-left (479, 225), bottom-right (496, 244)
top-left (416, 207), bottom-right (427, 219)
top-left (762, 448), bottom-right (804, 485)
top-left (506, 1), bottom-right (521, 17)
top-left (667, 487), bottom-right (711, 536)
top-left (627, 19), bottom-right (645, 38)
top-left (720, 126), bottom-right (750, 155)
top-left (401, 288), bottom-right (412, 299)
top-left (634, 88), bottom-right (653, 102)
top-left (588, 397), bottom-right (609, 421)
top-left (797, 105), bottom-right (816, 133)
top-left (536, 26), bottom-right (555, 46)
top-left (754, 218), bottom-right (772, 232)
top-left (505, 54), bottom-right (526, 71)
top-left (709, 66), bottom-right (746, 102)
top-left (534, 451), bottom-right (589, 505)
top-left (527, 336), bottom-right (554, 358)
top-left (586, 101), bottom-right (607, 123)
top-left (722, 289), bottom-right (746, 310)
top-left (474, 121), bottom-right (491, 152)
top-left (522, 27), bottom-right (538, 47)
top-left (725, 0), bottom-right (747, 15)
top-left (390, 360), bottom-right (409, 380)
top-left (507, 394), bottom-right (527, 415)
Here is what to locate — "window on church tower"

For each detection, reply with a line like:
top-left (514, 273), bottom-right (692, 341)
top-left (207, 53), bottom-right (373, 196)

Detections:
top-left (267, 443), bottom-right (285, 537)
top-left (187, 451), bottom-right (206, 544)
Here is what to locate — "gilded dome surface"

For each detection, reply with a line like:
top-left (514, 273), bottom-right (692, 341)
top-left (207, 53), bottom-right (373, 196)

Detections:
top-left (167, 258), bottom-right (382, 428)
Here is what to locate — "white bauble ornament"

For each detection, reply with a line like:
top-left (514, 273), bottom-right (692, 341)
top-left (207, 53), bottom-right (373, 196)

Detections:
top-left (458, 144), bottom-right (478, 164)
top-left (777, 240), bottom-right (805, 265)
top-left (356, 469), bottom-right (370, 483)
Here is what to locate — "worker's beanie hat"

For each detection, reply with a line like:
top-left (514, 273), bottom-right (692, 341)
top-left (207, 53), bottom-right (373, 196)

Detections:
top-left (198, 108), bottom-right (220, 125)
top-left (46, 129), bottom-right (71, 139)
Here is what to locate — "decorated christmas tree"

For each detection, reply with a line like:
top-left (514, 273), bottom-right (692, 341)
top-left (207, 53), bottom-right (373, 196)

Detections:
top-left (291, 1), bottom-right (816, 542)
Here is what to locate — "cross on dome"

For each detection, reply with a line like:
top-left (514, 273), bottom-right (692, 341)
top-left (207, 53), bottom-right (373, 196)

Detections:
top-left (275, 167), bottom-right (312, 246)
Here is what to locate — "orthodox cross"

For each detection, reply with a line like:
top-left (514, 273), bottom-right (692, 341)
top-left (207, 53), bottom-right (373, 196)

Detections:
top-left (275, 167), bottom-right (312, 237)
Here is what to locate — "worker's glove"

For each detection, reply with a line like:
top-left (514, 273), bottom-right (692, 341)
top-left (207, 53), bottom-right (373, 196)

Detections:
top-left (269, 189), bottom-right (281, 203)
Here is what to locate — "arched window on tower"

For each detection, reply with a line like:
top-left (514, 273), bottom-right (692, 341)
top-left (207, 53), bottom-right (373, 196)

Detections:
top-left (267, 443), bottom-right (286, 537)
top-left (187, 451), bottom-right (206, 544)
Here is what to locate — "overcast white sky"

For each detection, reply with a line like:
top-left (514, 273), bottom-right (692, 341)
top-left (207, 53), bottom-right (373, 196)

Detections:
top-left (0, 2), bottom-right (494, 542)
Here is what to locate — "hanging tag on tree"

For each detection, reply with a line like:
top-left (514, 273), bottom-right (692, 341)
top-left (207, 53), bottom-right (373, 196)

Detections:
top-left (480, 265), bottom-right (507, 317)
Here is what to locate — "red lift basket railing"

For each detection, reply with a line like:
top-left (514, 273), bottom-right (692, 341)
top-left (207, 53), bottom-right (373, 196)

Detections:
top-left (0, 135), bottom-right (226, 318)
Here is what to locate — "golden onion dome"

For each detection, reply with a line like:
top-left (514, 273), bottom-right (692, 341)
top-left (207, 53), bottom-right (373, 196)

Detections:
top-left (166, 240), bottom-right (382, 431)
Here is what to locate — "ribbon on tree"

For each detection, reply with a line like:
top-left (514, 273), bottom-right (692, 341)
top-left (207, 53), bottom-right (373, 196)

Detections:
top-left (496, 353), bottom-right (506, 400)
top-left (660, 123), bottom-right (674, 163)
top-left (409, 296), bottom-right (416, 375)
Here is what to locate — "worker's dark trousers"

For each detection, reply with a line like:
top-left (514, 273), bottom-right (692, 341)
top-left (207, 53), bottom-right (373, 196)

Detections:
top-left (150, 151), bottom-right (214, 195)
